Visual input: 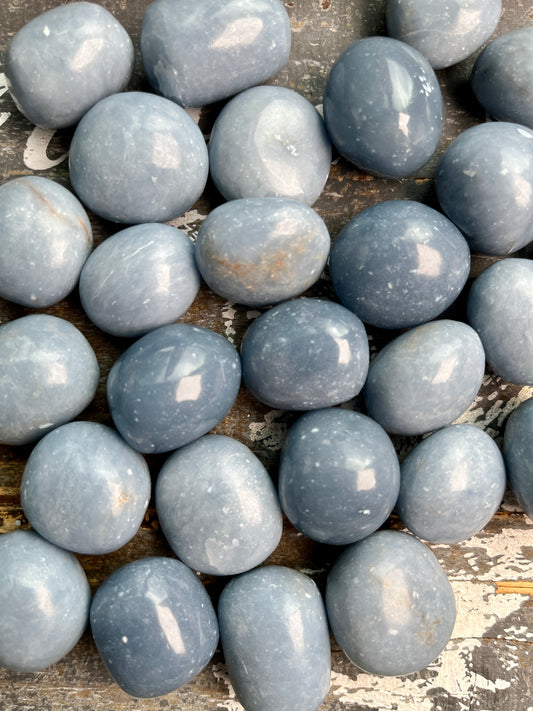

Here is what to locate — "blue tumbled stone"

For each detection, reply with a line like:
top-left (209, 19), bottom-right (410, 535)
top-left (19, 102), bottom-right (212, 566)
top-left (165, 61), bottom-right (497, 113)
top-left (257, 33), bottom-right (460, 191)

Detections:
top-left (503, 397), bottom-right (533, 520)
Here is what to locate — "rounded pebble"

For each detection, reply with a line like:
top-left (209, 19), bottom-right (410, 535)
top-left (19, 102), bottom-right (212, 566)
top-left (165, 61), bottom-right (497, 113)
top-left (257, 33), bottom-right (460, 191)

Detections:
top-left (503, 397), bottom-right (533, 520)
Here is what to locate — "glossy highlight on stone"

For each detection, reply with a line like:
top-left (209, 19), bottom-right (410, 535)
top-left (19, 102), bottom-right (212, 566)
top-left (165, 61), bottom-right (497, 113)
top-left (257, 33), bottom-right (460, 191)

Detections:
top-left (503, 397), bottom-right (533, 520)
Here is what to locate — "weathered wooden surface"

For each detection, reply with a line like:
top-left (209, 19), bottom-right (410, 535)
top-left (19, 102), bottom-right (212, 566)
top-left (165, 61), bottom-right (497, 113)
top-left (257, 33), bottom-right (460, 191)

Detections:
top-left (1, 1), bottom-right (533, 710)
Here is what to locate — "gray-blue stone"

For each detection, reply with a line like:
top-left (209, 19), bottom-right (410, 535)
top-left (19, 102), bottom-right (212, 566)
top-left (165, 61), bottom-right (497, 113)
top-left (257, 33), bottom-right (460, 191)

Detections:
top-left (141, 0), bottom-right (291, 108)
top-left (107, 323), bottom-right (241, 454)
top-left (466, 258), bottom-right (533, 385)
top-left (0, 314), bottom-right (100, 446)
top-left (156, 434), bottom-right (282, 575)
top-left (363, 319), bottom-right (485, 436)
top-left (471, 27), bottom-right (533, 130)
top-left (241, 297), bottom-right (369, 410)
top-left (90, 556), bottom-right (219, 698)
top-left (194, 198), bottom-right (330, 307)
top-left (503, 397), bottom-right (533, 519)
top-left (0, 529), bottom-right (91, 672)
top-left (0, 176), bottom-right (92, 308)
top-left (218, 565), bottom-right (331, 711)
top-left (69, 91), bottom-right (208, 224)
top-left (324, 36), bottom-right (443, 178)
top-left (387, 0), bottom-right (501, 69)
top-left (397, 423), bottom-right (506, 543)
top-left (435, 121), bottom-right (533, 255)
top-left (329, 200), bottom-right (470, 329)
top-left (208, 86), bottom-right (332, 206)
top-left (5, 1), bottom-right (134, 129)
top-left (326, 529), bottom-right (456, 676)
top-left (278, 408), bottom-right (400, 545)
top-left (79, 223), bottom-right (200, 338)
top-left (21, 421), bottom-right (151, 555)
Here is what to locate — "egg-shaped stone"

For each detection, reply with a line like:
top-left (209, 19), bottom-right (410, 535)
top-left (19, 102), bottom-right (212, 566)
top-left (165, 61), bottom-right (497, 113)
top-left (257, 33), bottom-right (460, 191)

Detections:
top-left (503, 397), bottom-right (533, 520)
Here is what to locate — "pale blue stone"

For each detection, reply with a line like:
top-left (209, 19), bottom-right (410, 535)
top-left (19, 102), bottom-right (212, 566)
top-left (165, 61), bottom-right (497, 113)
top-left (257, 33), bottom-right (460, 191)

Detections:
top-left (504, 397), bottom-right (533, 519)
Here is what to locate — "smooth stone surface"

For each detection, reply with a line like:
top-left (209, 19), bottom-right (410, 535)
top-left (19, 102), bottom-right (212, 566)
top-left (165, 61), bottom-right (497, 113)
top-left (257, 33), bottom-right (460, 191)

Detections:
top-left (471, 27), bottom-right (533, 130)
top-left (329, 199), bottom-right (470, 329)
top-left (503, 397), bottom-right (533, 520)
top-left (79, 223), bottom-right (200, 338)
top-left (141, 0), bottom-right (291, 108)
top-left (90, 557), bottom-right (219, 698)
top-left (195, 198), bottom-right (330, 307)
top-left (397, 423), bottom-right (506, 543)
top-left (363, 319), bottom-right (485, 436)
top-left (0, 314), bottom-right (99, 446)
top-left (387, 0), bottom-right (501, 69)
top-left (278, 408), bottom-right (400, 545)
top-left (107, 323), bottom-right (241, 454)
top-left (241, 297), bottom-right (369, 410)
top-left (5, 1), bottom-right (134, 129)
top-left (324, 36), bottom-right (443, 178)
top-left (208, 86), bottom-right (332, 206)
top-left (435, 121), bottom-right (533, 255)
top-left (326, 530), bottom-right (456, 676)
top-left (0, 176), bottom-right (92, 308)
top-left (466, 258), bottom-right (533, 385)
top-left (0, 530), bottom-right (91, 672)
top-left (156, 434), bottom-right (282, 575)
top-left (69, 91), bottom-right (208, 224)
top-left (21, 421), bottom-right (151, 555)
top-left (218, 565), bottom-right (331, 711)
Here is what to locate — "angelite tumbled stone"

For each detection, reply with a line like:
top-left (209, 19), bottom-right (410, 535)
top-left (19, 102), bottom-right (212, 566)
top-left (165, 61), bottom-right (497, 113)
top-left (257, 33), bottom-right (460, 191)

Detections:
top-left (278, 408), bottom-right (400, 545)
top-left (503, 397), bottom-right (533, 520)
top-left (141, 0), bottom-right (291, 108)
top-left (241, 297), bottom-right (369, 410)
top-left (467, 258), bottom-right (533, 385)
top-left (69, 91), bottom-right (208, 224)
top-left (5, 1), bottom-right (134, 129)
top-left (208, 86), bottom-right (332, 206)
top-left (218, 566), bottom-right (331, 711)
top-left (0, 176), bottom-right (92, 308)
top-left (156, 434), bottom-right (282, 575)
top-left (324, 36), bottom-right (443, 178)
top-left (435, 122), bottom-right (533, 255)
top-left (363, 319), bottom-right (485, 436)
top-left (397, 424), bottom-right (506, 543)
top-left (107, 323), bottom-right (241, 453)
top-left (329, 200), bottom-right (470, 329)
top-left (21, 421), bottom-right (151, 555)
top-left (79, 223), bottom-right (200, 338)
top-left (0, 530), bottom-right (91, 672)
top-left (326, 530), bottom-right (456, 676)
top-left (90, 557), bottom-right (219, 698)
top-left (195, 198), bottom-right (330, 307)
top-left (0, 314), bottom-right (99, 446)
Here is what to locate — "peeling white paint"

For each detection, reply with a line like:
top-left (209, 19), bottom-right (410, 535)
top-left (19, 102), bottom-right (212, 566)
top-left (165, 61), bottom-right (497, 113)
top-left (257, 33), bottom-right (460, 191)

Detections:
top-left (167, 208), bottom-right (206, 238)
top-left (222, 302), bottom-right (237, 344)
top-left (23, 127), bottom-right (68, 170)
top-left (212, 664), bottom-right (245, 711)
top-left (248, 410), bottom-right (287, 449)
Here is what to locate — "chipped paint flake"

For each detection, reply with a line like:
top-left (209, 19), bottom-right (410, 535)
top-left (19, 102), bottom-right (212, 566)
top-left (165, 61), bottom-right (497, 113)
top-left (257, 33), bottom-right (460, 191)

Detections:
top-left (248, 410), bottom-right (287, 449)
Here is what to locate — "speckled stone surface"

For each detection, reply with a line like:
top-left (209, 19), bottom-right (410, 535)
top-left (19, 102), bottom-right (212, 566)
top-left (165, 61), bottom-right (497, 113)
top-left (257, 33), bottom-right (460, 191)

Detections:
top-left (278, 408), bottom-right (400, 545)
top-left (195, 198), bottom-right (330, 307)
top-left (208, 86), bottom-right (332, 206)
top-left (5, 1), bottom-right (134, 129)
top-left (218, 565), bottom-right (331, 711)
top-left (156, 434), bottom-right (282, 575)
top-left (363, 319), bottom-right (485, 436)
top-left (69, 91), bottom-right (208, 224)
top-left (0, 176), bottom-right (92, 308)
top-left (107, 323), bottom-right (241, 454)
top-left (471, 26), bottom-right (533, 130)
top-left (329, 199), bottom-right (470, 329)
top-left (241, 297), bottom-right (369, 410)
top-left (466, 258), bottom-right (533, 385)
top-left (79, 223), bottom-right (200, 338)
top-left (435, 121), bottom-right (533, 255)
top-left (0, 314), bottom-right (99, 446)
top-left (324, 36), bottom-right (443, 178)
top-left (326, 530), bottom-right (456, 676)
top-left (386, 0), bottom-right (501, 69)
top-left (90, 556), bottom-right (219, 698)
top-left (397, 424), bottom-right (506, 543)
top-left (0, 530), bottom-right (91, 672)
top-left (141, 0), bottom-right (291, 108)
top-left (503, 397), bottom-right (533, 520)
top-left (21, 421), bottom-right (151, 555)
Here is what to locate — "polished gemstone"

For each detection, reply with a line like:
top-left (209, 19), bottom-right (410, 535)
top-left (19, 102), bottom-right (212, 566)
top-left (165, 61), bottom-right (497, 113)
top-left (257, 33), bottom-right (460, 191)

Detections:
top-left (503, 397), bottom-right (533, 520)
